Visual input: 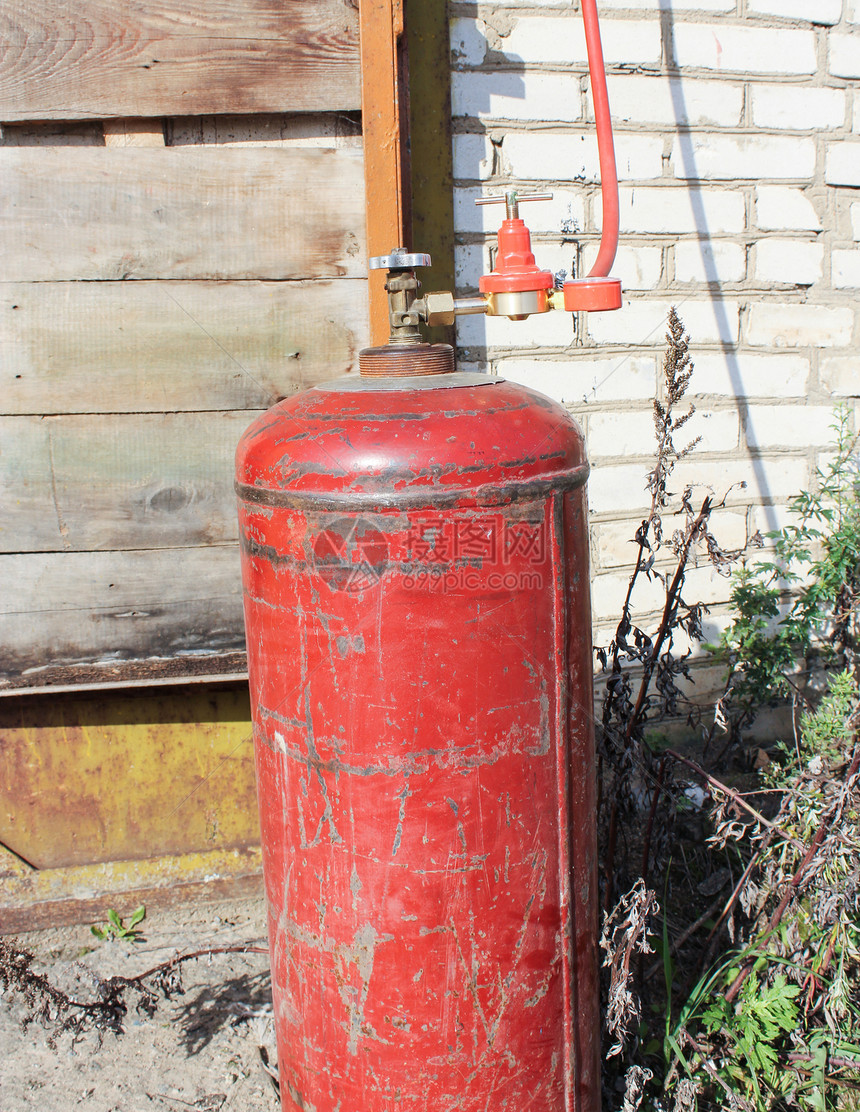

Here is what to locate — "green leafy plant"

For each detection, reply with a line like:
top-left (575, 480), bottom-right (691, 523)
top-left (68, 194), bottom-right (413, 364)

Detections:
top-left (90, 905), bottom-right (146, 943)
top-left (703, 974), bottom-right (799, 1090)
top-left (712, 405), bottom-right (860, 741)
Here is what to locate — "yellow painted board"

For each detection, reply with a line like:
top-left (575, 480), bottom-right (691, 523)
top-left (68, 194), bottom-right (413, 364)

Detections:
top-left (0, 685), bottom-right (258, 869)
top-left (0, 846), bottom-right (264, 934)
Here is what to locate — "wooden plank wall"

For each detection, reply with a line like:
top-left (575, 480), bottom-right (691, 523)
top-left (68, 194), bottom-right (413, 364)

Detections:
top-left (0, 0), bottom-right (361, 119)
top-left (0, 0), bottom-right (369, 692)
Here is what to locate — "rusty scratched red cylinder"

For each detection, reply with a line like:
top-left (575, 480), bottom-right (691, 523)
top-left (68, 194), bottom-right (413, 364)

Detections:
top-left (236, 368), bottom-right (599, 1112)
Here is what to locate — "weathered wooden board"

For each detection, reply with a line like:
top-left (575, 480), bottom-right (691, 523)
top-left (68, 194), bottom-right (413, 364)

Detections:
top-left (0, 146), bottom-right (366, 281)
top-left (0, 279), bottom-right (367, 414)
top-left (0, 0), bottom-right (360, 121)
top-left (102, 118), bottom-right (165, 146)
top-left (0, 547), bottom-right (245, 684)
top-left (0, 411), bottom-right (260, 552)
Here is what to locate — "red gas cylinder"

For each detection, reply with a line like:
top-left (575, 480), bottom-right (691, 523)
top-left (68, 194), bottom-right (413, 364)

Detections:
top-left (236, 339), bottom-right (599, 1112)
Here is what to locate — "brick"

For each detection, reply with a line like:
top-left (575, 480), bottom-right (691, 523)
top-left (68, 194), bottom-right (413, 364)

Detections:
top-left (833, 250), bottom-right (860, 288)
top-left (590, 569), bottom-right (665, 622)
top-left (679, 565), bottom-right (734, 607)
top-left (744, 405), bottom-right (837, 449)
top-left (691, 353), bottom-right (810, 397)
top-left (746, 303), bottom-right (854, 348)
top-left (668, 24), bottom-right (816, 75)
top-left (589, 406), bottom-right (737, 458)
top-left (679, 456), bottom-right (810, 502)
top-left (450, 18), bottom-right (487, 67)
top-left (452, 133), bottom-right (494, 179)
top-left (852, 204), bottom-right (860, 241)
top-left (455, 0), bottom-right (569, 6)
top-left (589, 456), bottom-right (807, 520)
top-left (749, 502), bottom-right (804, 537)
top-left (820, 356), bottom-right (860, 397)
top-left (451, 72), bottom-right (582, 122)
top-left (674, 240), bottom-right (746, 284)
top-left (699, 507), bottom-right (750, 550)
top-left (671, 135), bottom-right (816, 181)
top-left (748, 0), bottom-right (841, 22)
top-left (755, 240), bottom-right (823, 286)
top-left (685, 407), bottom-right (740, 453)
top-left (587, 410), bottom-right (665, 458)
top-left (600, 0), bottom-right (733, 9)
top-left (587, 299), bottom-right (740, 347)
top-left (751, 85), bottom-right (845, 131)
top-left (606, 74), bottom-right (743, 128)
top-left (454, 186), bottom-right (585, 234)
top-left (500, 18), bottom-right (661, 67)
top-left (855, 92), bottom-right (860, 134)
top-left (503, 356), bottom-right (658, 404)
top-left (454, 243), bottom-right (490, 292)
top-left (755, 186), bottom-right (821, 232)
top-left (588, 464), bottom-right (656, 515)
top-left (826, 142), bottom-right (860, 187)
top-left (595, 511), bottom-right (748, 569)
top-left (504, 132), bottom-right (664, 183)
top-left (582, 244), bottom-right (664, 290)
top-left (593, 521), bottom-right (647, 570)
top-left (611, 186), bottom-right (745, 235)
top-left (830, 33), bottom-right (860, 80)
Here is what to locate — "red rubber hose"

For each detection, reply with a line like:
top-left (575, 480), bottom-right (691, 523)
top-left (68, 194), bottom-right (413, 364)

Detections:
top-left (581, 0), bottom-right (619, 278)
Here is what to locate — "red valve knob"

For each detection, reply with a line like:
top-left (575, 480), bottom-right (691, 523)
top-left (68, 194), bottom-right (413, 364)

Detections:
top-left (479, 216), bottom-right (553, 296)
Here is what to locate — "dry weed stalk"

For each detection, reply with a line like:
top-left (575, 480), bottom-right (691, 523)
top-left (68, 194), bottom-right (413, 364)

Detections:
top-left (596, 308), bottom-right (746, 906)
top-left (601, 879), bottom-right (657, 1058)
top-left (0, 939), bottom-right (268, 1044)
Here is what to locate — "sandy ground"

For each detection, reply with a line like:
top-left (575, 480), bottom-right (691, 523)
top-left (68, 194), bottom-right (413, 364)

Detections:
top-left (0, 897), bottom-right (281, 1112)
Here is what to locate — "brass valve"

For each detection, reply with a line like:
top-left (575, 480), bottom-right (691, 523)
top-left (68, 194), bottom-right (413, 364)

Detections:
top-left (369, 248), bottom-right (489, 343)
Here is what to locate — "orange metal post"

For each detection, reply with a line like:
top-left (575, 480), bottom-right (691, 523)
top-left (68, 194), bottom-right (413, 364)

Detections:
top-left (360, 0), bottom-right (411, 345)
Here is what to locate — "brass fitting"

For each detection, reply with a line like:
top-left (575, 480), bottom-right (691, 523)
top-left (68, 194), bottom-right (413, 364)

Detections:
top-left (422, 291), bottom-right (456, 327)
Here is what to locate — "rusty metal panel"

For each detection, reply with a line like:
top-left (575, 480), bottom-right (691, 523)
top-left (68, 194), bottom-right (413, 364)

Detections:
top-left (0, 847), bottom-right (263, 934)
top-left (0, 686), bottom-right (258, 870)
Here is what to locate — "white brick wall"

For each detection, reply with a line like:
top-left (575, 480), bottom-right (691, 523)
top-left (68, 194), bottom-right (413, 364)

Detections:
top-left (851, 203), bottom-right (860, 239)
top-left (755, 186), bottom-right (822, 231)
top-left (671, 135), bottom-right (816, 181)
top-left (754, 240), bottom-right (824, 285)
top-left (668, 24), bottom-right (816, 74)
top-left (831, 33), bottom-right (860, 80)
top-left (612, 186), bottom-right (745, 234)
top-left (746, 304), bottom-right (854, 347)
top-left (607, 75), bottom-right (742, 128)
top-left (826, 141), bottom-right (860, 186)
top-left (820, 356), bottom-right (860, 397)
top-left (674, 240), bottom-right (746, 284)
top-left (449, 2), bottom-right (860, 695)
top-left (748, 0), bottom-right (841, 22)
top-left (833, 249), bottom-right (860, 288)
top-left (750, 86), bottom-right (846, 131)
